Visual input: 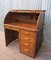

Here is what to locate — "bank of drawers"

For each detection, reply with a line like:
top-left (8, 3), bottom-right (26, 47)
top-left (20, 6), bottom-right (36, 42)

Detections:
top-left (20, 29), bottom-right (36, 57)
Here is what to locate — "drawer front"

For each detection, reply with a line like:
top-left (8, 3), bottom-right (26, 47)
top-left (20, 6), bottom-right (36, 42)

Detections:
top-left (20, 45), bottom-right (29, 55)
top-left (20, 36), bottom-right (29, 43)
top-left (28, 48), bottom-right (35, 57)
top-left (29, 43), bottom-right (35, 49)
top-left (4, 25), bottom-right (19, 31)
top-left (20, 30), bottom-right (35, 37)
top-left (20, 35), bottom-right (36, 43)
top-left (20, 39), bottom-right (35, 48)
top-left (20, 42), bottom-right (28, 47)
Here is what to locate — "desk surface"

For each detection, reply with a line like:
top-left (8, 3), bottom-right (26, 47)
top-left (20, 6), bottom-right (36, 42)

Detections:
top-left (4, 22), bottom-right (37, 31)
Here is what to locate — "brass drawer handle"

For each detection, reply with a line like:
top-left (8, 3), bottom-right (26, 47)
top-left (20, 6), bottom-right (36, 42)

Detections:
top-left (25, 38), bottom-right (29, 40)
top-left (24, 32), bottom-right (30, 35)
top-left (24, 49), bottom-right (28, 52)
top-left (24, 43), bottom-right (28, 46)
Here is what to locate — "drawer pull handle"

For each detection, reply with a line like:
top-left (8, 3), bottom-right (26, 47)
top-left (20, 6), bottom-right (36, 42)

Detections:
top-left (24, 49), bottom-right (28, 52)
top-left (25, 38), bottom-right (29, 40)
top-left (25, 32), bottom-right (30, 35)
top-left (24, 43), bottom-right (28, 46)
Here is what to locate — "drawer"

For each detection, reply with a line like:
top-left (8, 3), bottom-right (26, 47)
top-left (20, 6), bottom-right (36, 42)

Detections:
top-left (20, 35), bottom-right (35, 43)
top-left (20, 41), bottom-right (29, 47)
top-left (4, 25), bottom-right (19, 31)
top-left (29, 43), bottom-right (35, 48)
top-left (21, 30), bottom-right (35, 37)
top-left (20, 45), bottom-right (29, 55)
top-left (20, 40), bottom-right (35, 50)
top-left (28, 48), bottom-right (35, 57)
top-left (20, 36), bottom-right (29, 42)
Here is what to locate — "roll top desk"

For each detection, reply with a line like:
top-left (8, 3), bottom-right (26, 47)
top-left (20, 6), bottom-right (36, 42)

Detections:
top-left (4, 10), bottom-right (45, 58)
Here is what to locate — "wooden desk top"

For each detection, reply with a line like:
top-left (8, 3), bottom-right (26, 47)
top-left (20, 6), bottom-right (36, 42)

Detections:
top-left (4, 22), bottom-right (37, 31)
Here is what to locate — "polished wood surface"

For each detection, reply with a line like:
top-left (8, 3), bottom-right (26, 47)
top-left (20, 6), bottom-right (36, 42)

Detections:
top-left (4, 10), bottom-right (45, 58)
top-left (4, 22), bottom-right (37, 31)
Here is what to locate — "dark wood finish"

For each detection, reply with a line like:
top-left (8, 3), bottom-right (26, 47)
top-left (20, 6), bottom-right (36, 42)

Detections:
top-left (4, 10), bottom-right (45, 58)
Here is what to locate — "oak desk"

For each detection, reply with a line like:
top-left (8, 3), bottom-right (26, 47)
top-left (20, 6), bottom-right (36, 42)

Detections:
top-left (4, 10), bottom-right (45, 58)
